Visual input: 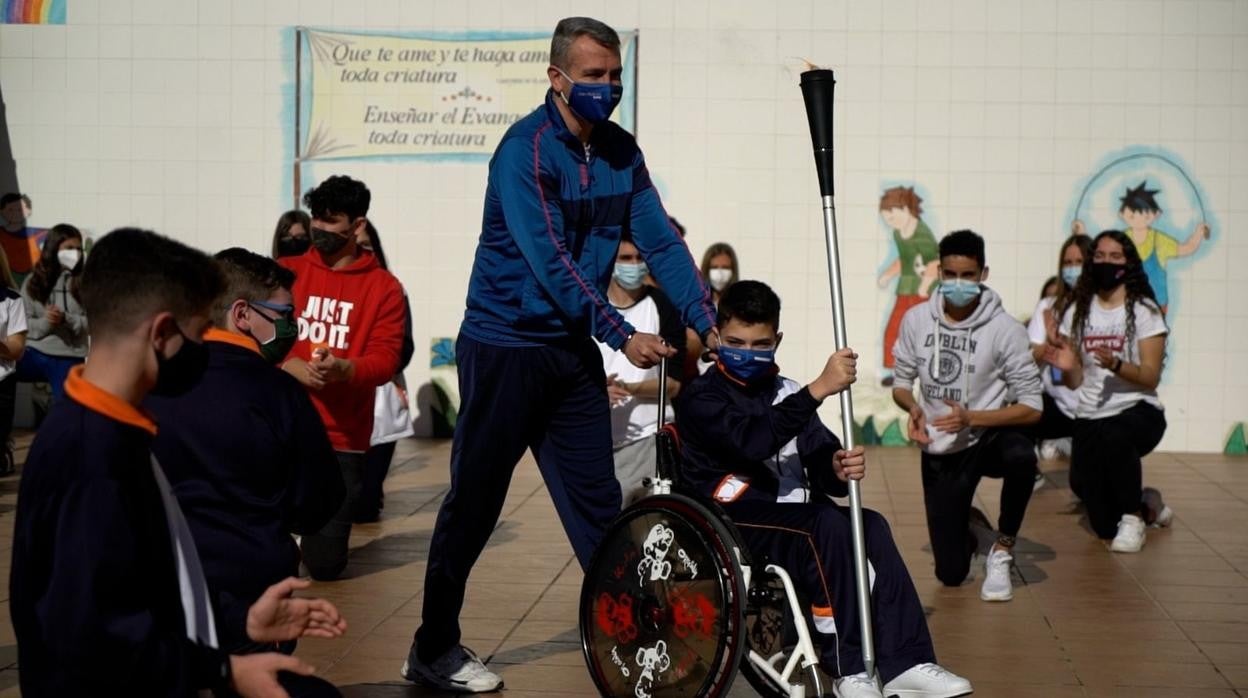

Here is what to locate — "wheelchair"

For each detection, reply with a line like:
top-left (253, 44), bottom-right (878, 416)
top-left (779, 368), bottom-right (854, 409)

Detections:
top-left (580, 417), bottom-right (832, 698)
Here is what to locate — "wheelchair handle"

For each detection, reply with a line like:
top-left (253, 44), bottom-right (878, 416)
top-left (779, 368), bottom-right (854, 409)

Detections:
top-left (651, 348), bottom-right (679, 492)
top-left (656, 348), bottom-right (668, 430)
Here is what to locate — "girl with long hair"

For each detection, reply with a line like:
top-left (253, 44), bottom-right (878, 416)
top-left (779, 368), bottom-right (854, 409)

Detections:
top-left (1027, 234), bottom-right (1094, 461)
top-left (271, 209), bottom-right (312, 259)
top-left (700, 241), bottom-right (739, 303)
top-left (17, 224), bottom-right (86, 405)
top-left (1048, 230), bottom-right (1171, 552)
top-left (684, 242), bottom-right (740, 379)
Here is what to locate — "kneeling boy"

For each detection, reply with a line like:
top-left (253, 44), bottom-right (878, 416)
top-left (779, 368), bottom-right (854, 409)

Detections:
top-left (675, 281), bottom-right (971, 698)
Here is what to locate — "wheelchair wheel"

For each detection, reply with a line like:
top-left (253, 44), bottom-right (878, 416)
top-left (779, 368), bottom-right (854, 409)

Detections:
top-left (580, 494), bottom-right (747, 697)
top-left (739, 570), bottom-right (827, 697)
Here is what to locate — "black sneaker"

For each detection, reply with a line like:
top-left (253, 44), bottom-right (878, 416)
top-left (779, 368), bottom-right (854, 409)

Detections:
top-left (401, 643), bottom-right (503, 693)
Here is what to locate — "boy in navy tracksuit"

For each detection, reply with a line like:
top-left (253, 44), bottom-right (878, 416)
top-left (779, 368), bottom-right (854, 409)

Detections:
top-left (147, 248), bottom-right (345, 655)
top-left (409, 18), bottom-right (717, 692)
top-left (676, 282), bottom-right (971, 698)
top-left (9, 229), bottom-right (346, 697)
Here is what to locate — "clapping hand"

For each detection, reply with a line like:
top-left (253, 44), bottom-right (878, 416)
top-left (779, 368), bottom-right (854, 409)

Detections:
top-left (906, 406), bottom-right (931, 445)
top-left (606, 373), bottom-right (632, 406)
top-left (931, 399), bottom-right (970, 434)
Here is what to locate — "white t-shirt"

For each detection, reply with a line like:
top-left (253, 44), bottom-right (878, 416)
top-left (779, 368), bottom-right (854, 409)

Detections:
top-left (1060, 298), bottom-right (1167, 420)
top-left (596, 295), bottom-right (674, 447)
top-left (1027, 296), bottom-right (1078, 419)
top-left (0, 288), bottom-right (28, 381)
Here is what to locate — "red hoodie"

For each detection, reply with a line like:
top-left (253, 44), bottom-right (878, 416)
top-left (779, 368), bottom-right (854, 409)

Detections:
top-left (280, 250), bottom-right (405, 452)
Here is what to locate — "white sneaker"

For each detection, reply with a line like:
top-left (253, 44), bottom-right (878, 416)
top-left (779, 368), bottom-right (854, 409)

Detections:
top-left (1109, 514), bottom-right (1146, 553)
top-left (1153, 505), bottom-right (1174, 528)
top-left (980, 547), bottom-right (1014, 602)
top-left (401, 644), bottom-right (503, 693)
top-left (1039, 440), bottom-right (1060, 461)
top-left (1033, 470), bottom-right (1046, 492)
top-left (834, 671), bottom-right (883, 698)
top-left (1142, 487), bottom-right (1174, 528)
top-left (882, 662), bottom-right (973, 697)
top-left (1053, 437), bottom-right (1072, 458)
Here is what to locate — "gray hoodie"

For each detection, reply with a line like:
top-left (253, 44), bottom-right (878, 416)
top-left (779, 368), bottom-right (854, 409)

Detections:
top-left (22, 271), bottom-right (89, 358)
top-left (892, 286), bottom-right (1041, 454)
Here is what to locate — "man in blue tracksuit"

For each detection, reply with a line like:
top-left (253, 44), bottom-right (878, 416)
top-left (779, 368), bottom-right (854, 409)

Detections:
top-left (404, 17), bottom-right (718, 693)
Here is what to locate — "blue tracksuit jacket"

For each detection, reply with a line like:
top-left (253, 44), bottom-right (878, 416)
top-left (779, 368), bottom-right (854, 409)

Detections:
top-left (461, 90), bottom-right (716, 350)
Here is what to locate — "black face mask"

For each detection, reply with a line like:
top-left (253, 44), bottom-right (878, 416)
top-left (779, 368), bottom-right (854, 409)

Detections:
top-left (277, 236), bottom-right (311, 258)
top-left (310, 227), bottom-right (350, 255)
top-left (1089, 262), bottom-right (1127, 291)
top-left (151, 327), bottom-right (210, 397)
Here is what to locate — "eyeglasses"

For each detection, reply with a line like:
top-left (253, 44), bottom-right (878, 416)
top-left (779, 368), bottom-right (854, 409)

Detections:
top-left (248, 300), bottom-right (295, 322)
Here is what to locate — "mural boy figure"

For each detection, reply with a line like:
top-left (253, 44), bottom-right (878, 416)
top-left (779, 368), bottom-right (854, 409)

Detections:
top-left (877, 186), bottom-right (939, 386)
top-left (1074, 180), bottom-right (1210, 315)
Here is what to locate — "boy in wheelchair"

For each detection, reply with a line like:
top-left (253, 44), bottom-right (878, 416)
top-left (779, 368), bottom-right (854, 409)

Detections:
top-left (674, 281), bottom-right (972, 698)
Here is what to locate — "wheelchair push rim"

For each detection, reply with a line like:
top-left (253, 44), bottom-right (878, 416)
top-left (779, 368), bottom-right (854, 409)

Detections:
top-left (580, 494), bottom-right (747, 697)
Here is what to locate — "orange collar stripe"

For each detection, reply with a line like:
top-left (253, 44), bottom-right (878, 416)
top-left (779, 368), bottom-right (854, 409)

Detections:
top-left (63, 365), bottom-right (158, 436)
top-left (204, 327), bottom-right (261, 356)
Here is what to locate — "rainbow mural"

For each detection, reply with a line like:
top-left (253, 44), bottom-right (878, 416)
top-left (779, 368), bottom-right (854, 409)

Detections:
top-left (1, 0), bottom-right (65, 24)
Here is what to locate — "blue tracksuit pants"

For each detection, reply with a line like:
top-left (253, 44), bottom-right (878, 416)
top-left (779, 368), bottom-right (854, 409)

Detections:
top-left (416, 333), bottom-right (621, 661)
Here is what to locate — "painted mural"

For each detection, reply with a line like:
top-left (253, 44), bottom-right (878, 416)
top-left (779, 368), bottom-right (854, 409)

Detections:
top-left (0, 0), bottom-right (65, 24)
top-left (1068, 148), bottom-right (1214, 316)
top-left (876, 186), bottom-right (939, 388)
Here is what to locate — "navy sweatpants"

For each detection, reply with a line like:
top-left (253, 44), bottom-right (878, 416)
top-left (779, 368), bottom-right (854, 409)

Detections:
top-left (416, 334), bottom-right (621, 661)
top-left (723, 499), bottom-right (935, 684)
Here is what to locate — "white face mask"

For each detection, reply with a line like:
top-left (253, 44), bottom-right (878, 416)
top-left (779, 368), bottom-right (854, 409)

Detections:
top-left (57, 248), bottom-right (82, 271)
top-left (708, 268), bottom-right (733, 292)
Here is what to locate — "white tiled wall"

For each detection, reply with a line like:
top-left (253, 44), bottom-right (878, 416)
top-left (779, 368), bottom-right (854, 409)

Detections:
top-left (3, 0), bottom-right (1247, 451)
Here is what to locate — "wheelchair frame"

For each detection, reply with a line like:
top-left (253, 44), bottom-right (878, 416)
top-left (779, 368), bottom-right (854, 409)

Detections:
top-left (580, 360), bottom-right (829, 697)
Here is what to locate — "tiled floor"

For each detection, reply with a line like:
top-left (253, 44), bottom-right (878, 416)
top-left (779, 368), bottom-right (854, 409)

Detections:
top-left (0, 435), bottom-right (1246, 696)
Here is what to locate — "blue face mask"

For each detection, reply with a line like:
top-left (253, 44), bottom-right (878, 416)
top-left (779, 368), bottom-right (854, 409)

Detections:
top-left (613, 262), bottom-right (648, 290)
top-left (719, 346), bottom-right (776, 383)
top-left (555, 67), bottom-right (623, 124)
top-left (940, 279), bottom-right (982, 308)
top-left (1061, 265), bottom-right (1081, 288)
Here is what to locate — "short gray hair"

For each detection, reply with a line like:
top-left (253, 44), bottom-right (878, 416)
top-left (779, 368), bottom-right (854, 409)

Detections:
top-left (550, 17), bottom-right (620, 69)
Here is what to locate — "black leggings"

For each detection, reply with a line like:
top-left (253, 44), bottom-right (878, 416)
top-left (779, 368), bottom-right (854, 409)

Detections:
top-left (356, 440), bottom-right (397, 521)
top-left (921, 428), bottom-right (1037, 586)
top-left (1070, 402), bottom-right (1166, 539)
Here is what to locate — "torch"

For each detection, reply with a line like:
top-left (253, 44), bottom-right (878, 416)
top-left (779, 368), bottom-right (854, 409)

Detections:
top-left (799, 68), bottom-right (877, 681)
